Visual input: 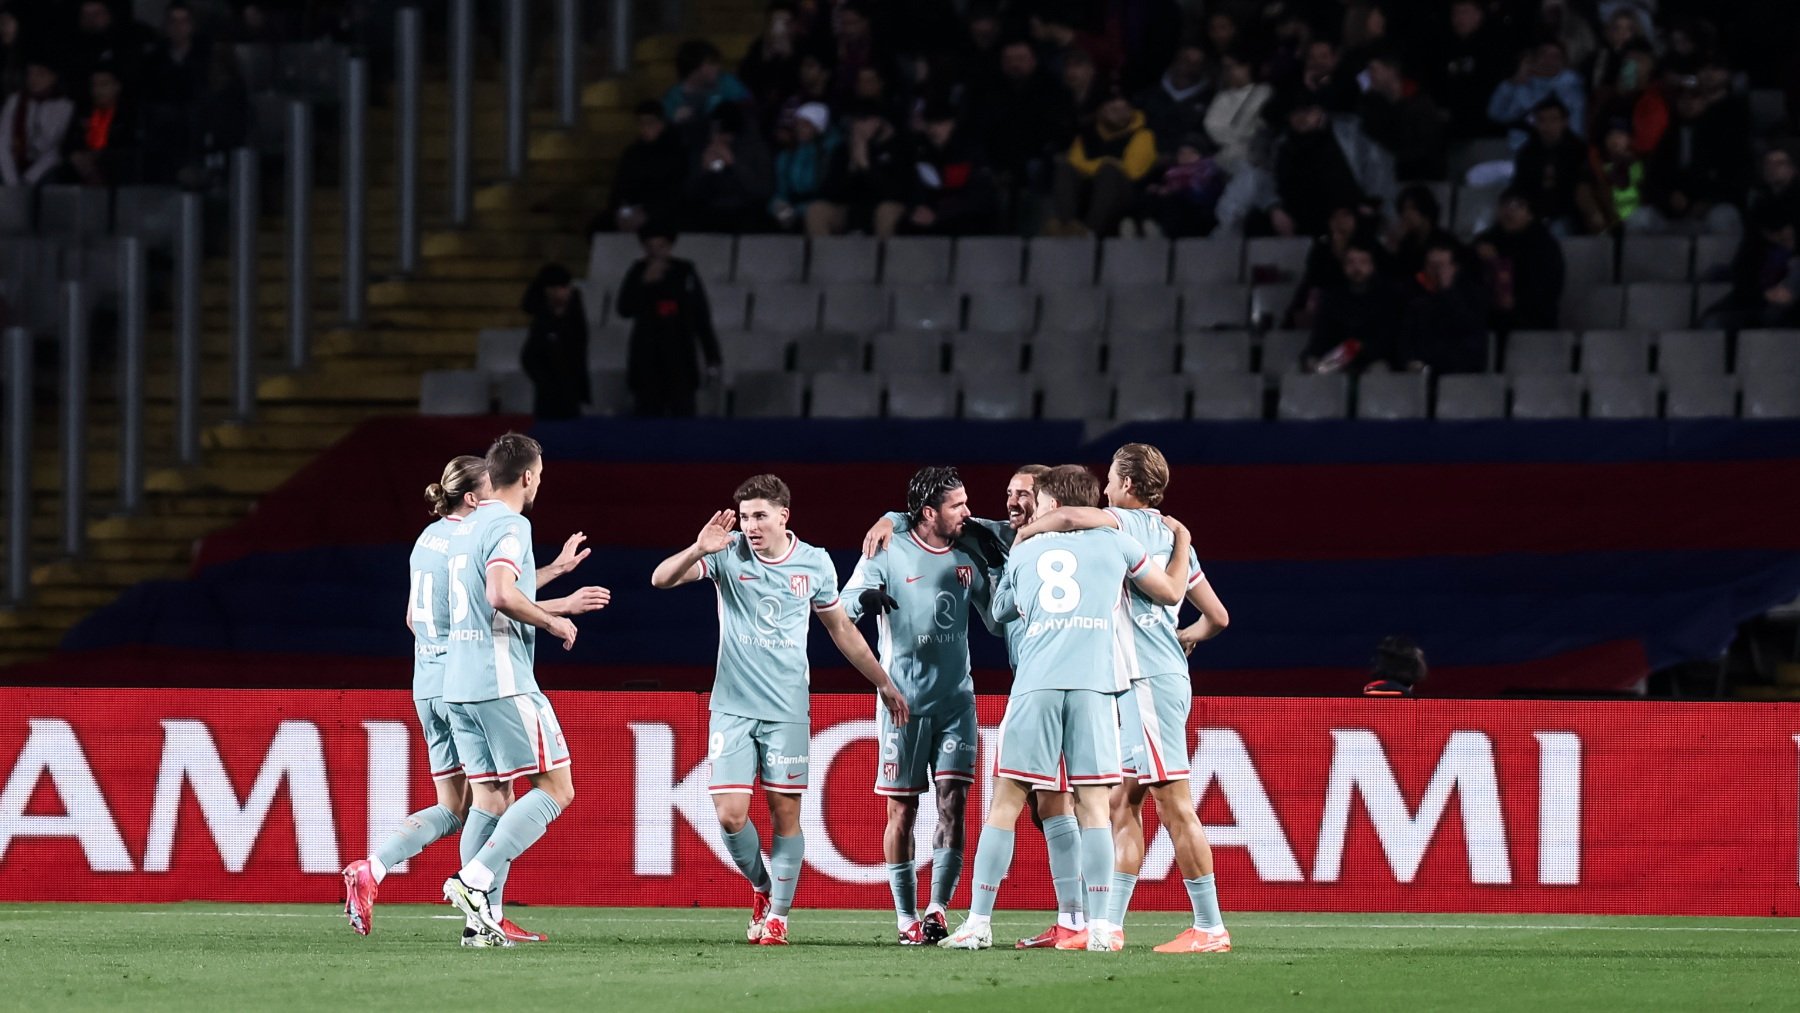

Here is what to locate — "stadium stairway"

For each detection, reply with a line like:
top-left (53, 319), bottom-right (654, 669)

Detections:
top-left (0, 20), bottom-right (758, 667)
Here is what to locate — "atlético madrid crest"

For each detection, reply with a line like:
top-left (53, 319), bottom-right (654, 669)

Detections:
top-left (956, 565), bottom-right (972, 587)
top-left (790, 574), bottom-right (811, 597)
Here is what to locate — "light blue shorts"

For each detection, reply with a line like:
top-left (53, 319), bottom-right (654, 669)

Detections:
top-left (994, 689), bottom-right (1123, 792)
top-left (446, 692), bottom-right (571, 783)
top-left (1117, 672), bottom-right (1193, 784)
top-left (708, 711), bottom-right (810, 795)
top-left (414, 697), bottom-right (462, 780)
top-left (875, 700), bottom-right (978, 796)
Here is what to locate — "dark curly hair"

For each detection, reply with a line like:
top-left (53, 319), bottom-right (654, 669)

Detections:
top-left (906, 466), bottom-right (964, 526)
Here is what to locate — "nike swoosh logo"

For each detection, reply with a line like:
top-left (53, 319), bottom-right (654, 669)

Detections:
top-left (785, 772), bottom-right (804, 779)
top-left (738, 575), bottom-right (758, 581)
top-left (905, 575), bottom-right (923, 583)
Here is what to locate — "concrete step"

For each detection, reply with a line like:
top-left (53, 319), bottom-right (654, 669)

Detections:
top-left (0, 606), bottom-right (86, 632)
top-left (1734, 684), bottom-right (1800, 702)
top-left (1777, 663), bottom-right (1800, 687)
top-left (32, 558), bottom-right (186, 587)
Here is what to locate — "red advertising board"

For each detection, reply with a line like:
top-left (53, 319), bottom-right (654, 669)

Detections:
top-left (0, 689), bottom-right (1795, 916)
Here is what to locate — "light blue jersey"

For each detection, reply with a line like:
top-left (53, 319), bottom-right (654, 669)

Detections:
top-left (1105, 506), bottom-right (1204, 680)
top-left (887, 511), bottom-right (1021, 662)
top-left (993, 528), bottom-right (1148, 695)
top-left (406, 515), bottom-right (463, 700)
top-left (443, 501), bottom-right (540, 704)
top-left (843, 529), bottom-right (977, 718)
top-left (702, 532), bottom-right (842, 723)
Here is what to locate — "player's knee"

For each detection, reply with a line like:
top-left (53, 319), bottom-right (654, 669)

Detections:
top-left (717, 810), bottom-right (748, 834)
top-left (886, 796), bottom-right (919, 829)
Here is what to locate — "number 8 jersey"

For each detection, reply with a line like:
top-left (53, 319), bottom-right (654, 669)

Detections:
top-left (993, 527), bottom-right (1149, 695)
top-left (443, 500), bottom-right (541, 704)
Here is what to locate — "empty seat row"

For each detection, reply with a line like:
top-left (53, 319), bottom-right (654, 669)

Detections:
top-left (0, 185), bottom-right (183, 246)
top-left (1562, 283), bottom-right (1734, 331)
top-left (1504, 329), bottom-right (1800, 376)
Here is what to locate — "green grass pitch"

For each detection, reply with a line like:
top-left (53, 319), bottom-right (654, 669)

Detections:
top-left (4, 905), bottom-right (1794, 1011)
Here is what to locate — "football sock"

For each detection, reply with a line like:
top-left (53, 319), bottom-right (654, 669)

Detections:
top-left (1080, 828), bottom-right (1113, 926)
top-left (372, 804), bottom-right (461, 883)
top-left (887, 862), bottom-right (917, 924)
top-left (488, 858), bottom-right (511, 921)
top-left (459, 806), bottom-right (501, 875)
top-left (721, 823), bottom-right (772, 894)
top-left (1185, 874), bottom-right (1224, 932)
top-left (969, 827), bottom-right (1015, 919)
top-left (1109, 872), bottom-right (1139, 927)
top-left (1043, 814), bottom-right (1085, 927)
top-left (768, 832), bottom-right (805, 917)
top-left (461, 789), bottom-right (561, 887)
top-left (930, 845), bottom-right (963, 909)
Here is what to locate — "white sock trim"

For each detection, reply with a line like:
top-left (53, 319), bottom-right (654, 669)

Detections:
top-left (461, 859), bottom-right (496, 891)
top-left (368, 857), bottom-right (388, 883)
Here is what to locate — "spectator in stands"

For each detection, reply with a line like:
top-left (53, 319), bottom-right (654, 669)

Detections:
top-left (1201, 47), bottom-right (1270, 176)
top-left (1474, 188), bottom-right (1565, 333)
top-left (1357, 51), bottom-right (1446, 181)
top-left (773, 50), bottom-right (833, 136)
top-left (971, 39), bottom-right (1075, 197)
top-left (0, 11), bottom-right (21, 96)
top-left (1060, 48), bottom-right (1103, 131)
top-left (65, 64), bottom-right (138, 186)
top-left (1203, 9), bottom-right (1239, 66)
top-left (1334, 1), bottom-right (1392, 99)
top-left (67, 1), bottom-right (148, 90)
top-left (1127, 134), bottom-right (1223, 239)
top-left (1587, 42), bottom-right (1666, 155)
top-left (1288, 204), bottom-right (1369, 329)
top-left (683, 103), bottom-right (774, 234)
top-left (1387, 183), bottom-right (1454, 282)
top-left (1576, 121), bottom-right (1647, 234)
top-left (1700, 205), bottom-right (1799, 330)
top-left (1136, 44), bottom-right (1212, 155)
top-left (806, 99), bottom-right (913, 238)
top-left (1749, 145), bottom-right (1800, 231)
top-left (1242, 93), bottom-right (1394, 239)
top-left (1303, 236), bottom-right (1404, 373)
top-left (1510, 97), bottom-right (1587, 233)
top-left (519, 263), bottom-right (590, 421)
top-left (738, 2), bottom-right (802, 119)
top-left (1488, 39), bottom-right (1587, 149)
top-left (1433, 0), bottom-right (1511, 141)
top-left (663, 40), bottom-right (750, 145)
top-left (1048, 88), bottom-right (1155, 237)
top-left (904, 99), bottom-right (997, 236)
top-left (1292, 38), bottom-right (1349, 113)
top-left (1641, 72), bottom-right (1749, 235)
top-left (769, 102), bottom-right (837, 231)
top-left (1539, 0), bottom-right (1598, 70)
top-left (1105, 0), bottom-right (1184, 95)
top-left (616, 226), bottom-right (722, 418)
top-left (1029, 2), bottom-right (1118, 87)
top-left (947, 2), bottom-right (1004, 106)
top-left (1362, 635), bottom-right (1426, 696)
top-left (141, 2), bottom-right (209, 107)
top-left (599, 101), bottom-right (687, 237)
top-left (828, 2), bottom-right (888, 108)
top-left (180, 43), bottom-right (248, 189)
top-left (0, 57), bottom-right (73, 186)
top-left (1260, 10), bottom-right (1311, 95)
top-left (1399, 239), bottom-right (1489, 373)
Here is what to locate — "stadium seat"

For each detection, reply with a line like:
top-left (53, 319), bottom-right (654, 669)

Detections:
top-left (476, 329), bottom-right (527, 375)
top-left (0, 187), bottom-right (29, 234)
top-left (1356, 372), bottom-right (1428, 420)
top-left (1101, 238), bottom-right (1171, 287)
top-left (1562, 285), bottom-right (1625, 330)
top-left (1108, 285), bottom-right (1178, 334)
top-left (1038, 286), bottom-right (1107, 333)
top-left (1027, 236), bottom-right (1097, 288)
top-left (883, 237), bottom-right (953, 284)
top-left (954, 237), bottom-right (1025, 287)
top-left (1664, 374), bottom-right (1738, 418)
top-left (966, 287), bottom-right (1038, 332)
top-left (731, 371), bottom-right (806, 417)
top-left (1452, 186), bottom-right (1501, 235)
top-left (1505, 331), bottom-right (1576, 374)
top-left (1038, 371), bottom-right (1112, 420)
top-left (961, 381), bottom-right (1034, 420)
top-left (1278, 373), bottom-right (1349, 419)
top-left (791, 332), bottom-right (865, 372)
top-left (1258, 331), bottom-right (1310, 375)
top-left (1586, 375), bottom-right (1659, 419)
top-left (707, 283), bottom-right (751, 330)
top-left (572, 279), bottom-right (608, 326)
top-left (584, 369), bottom-right (631, 416)
top-left (681, 234), bottom-right (736, 283)
top-left (1510, 375), bottom-right (1582, 419)
top-left (1560, 236), bottom-right (1617, 289)
top-left (1249, 281), bottom-right (1301, 330)
top-left (588, 233), bottom-right (643, 289)
top-left (1029, 331), bottom-right (1105, 373)
top-left (1182, 285), bottom-right (1250, 331)
top-left (1734, 330), bottom-right (1800, 375)
top-left (717, 331), bottom-right (789, 373)
top-left (749, 284), bottom-right (822, 333)
top-left (37, 186), bottom-right (107, 238)
top-left (1190, 374), bottom-right (1264, 420)
top-left (419, 370), bottom-right (490, 415)
top-left (1620, 235), bottom-right (1692, 283)
top-left (808, 372), bottom-right (883, 418)
top-left (113, 185), bottom-right (181, 247)
top-left (1655, 330), bottom-right (1727, 375)
top-left (1171, 236), bottom-right (1242, 285)
top-left (820, 283), bottom-right (890, 333)
top-left (1623, 283), bottom-right (1693, 330)
top-left (891, 286), bottom-right (963, 331)
top-left (1742, 372), bottom-right (1800, 418)
top-left (493, 373), bottom-right (533, 413)
top-left (808, 236), bottom-right (881, 284)
top-left (1694, 282), bottom-right (1732, 321)
top-left (69, 241), bottom-right (122, 303)
top-left (1435, 374), bottom-right (1507, 419)
top-left (868, 331), bottom-right (943, 373)
top-left (1115, 375), bottom-right (1189, 421)
top-left (1106, 332), bottom-right (1178, 374)
top-left (735, 235), bottom-right (807, 285)
top-left (1178, 331), bottom-right (1252, 373)
top-left (949, 331), bottom-right (1024, 374)
top-left (886, 373), bottom-right (958, 418)
top-left (1693, 234), bottom-right (1737, 282)
top-left (1579, 331), bottom-right (1651, 374)
top-left (1244, 236), bottom-right (1310, 281)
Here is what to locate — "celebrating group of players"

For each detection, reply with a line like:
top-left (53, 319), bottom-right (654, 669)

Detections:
top-left (342, 432), bottom-right (1232, 954)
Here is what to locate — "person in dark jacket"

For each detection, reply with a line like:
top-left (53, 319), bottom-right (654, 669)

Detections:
top-left (1302, 237), bottom-right (1404, 372)
top-left (684, 103), bottom-right (774, 234)
top-left (902, 99), bottom-right (997, 235)
top-left (615, 227), bottom-right (722, 417)
top-left (969, 39), bottom-right (1075, 189)
top-left (805, 99), bottom-right (915, 237)
top-left (1362, 635), bottom-right (1426, 696)
top-left (65, 64), bottom-right (139, 186)
top-left (597, 101), bottom-right (687, 236)
top-left (1510, 97), bottom-right (1588, 232)
top-left (1473, 189), bottom-right (1565, 333)
top-left (519, 263), bottom-right (591, 420)
top-left (1400, 240), bottom-right (1490, 374)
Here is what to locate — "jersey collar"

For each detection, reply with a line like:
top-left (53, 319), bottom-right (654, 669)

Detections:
top-left (750, 532), bottom-right (800, 566)
top-left (909, 530), bottom-right (952, 555)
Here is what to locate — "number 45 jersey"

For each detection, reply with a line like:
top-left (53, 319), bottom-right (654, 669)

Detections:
top-left (842, 530), bottom-right (979, 719)
top-left (994, 528), bottom-right (1149, 696)
top-left (443, 500), bottom-right (541, 704)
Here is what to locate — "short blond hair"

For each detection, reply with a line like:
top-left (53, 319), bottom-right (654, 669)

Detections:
top-left (1111, 443), bottom-right (1170, 507)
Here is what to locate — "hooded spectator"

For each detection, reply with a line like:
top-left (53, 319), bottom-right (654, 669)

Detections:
top-left (1049, 87), bottom-right (1156, 236)
top-left (615, 226), bottom-right (722, 417)
top-left (770, 102), bottom-right (838, 230)
top-left (1748, 145), bottom-right (1800, 232)
top-left (0, 58), bottom-right (73, 186)
top-left (1269, 94), bottom-right (1386, 237)
top-left (1475, 189), bottom-right (1566, 333)
top-left (1288, 204), bottom-right (1373, 329)
top-left (519, 263), bottom-right (591, 421)
top-left (1488, 38), bottom-right (1587, 149)
top-left (807, 99), bottom-right (914, 237)
top-left (1202, 48), bottom-right (1270, 175)
top-left (904, 99), bottom-right (997, 236)
top-left (1587, 41), bottom-right (1666, 155)
top-left (1135, 44), bottom-right (1212, 154)
top-left (1510, 97), bottom-right (1587, 232)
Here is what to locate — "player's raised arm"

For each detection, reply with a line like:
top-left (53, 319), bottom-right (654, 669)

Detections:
top-left (485, 564), bottom-right (579, 650)
top-left (1014, 505), bottom-right (1118, 543)
top-left (537, 531), bottom-right (591, 587)
top-left (816, 606), bottom-right (910, 725)
top-left (988, 561), bottom-right (1022, 625)
top-left (651, 510), bottom-right (735, 588)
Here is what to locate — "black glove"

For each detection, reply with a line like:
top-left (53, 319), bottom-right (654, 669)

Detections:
top-left (858, 584), bottom-right (899, 617)
top-left (957, 522), bottom-right (1007, 570)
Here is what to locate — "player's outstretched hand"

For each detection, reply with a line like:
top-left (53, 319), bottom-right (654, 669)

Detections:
top-left (858, 585), bottom-right (899, 617)
top-left (548, 616), bottom-right (578, 650)
top-left (958, 522), bottom-right (1006, 570)
top-left (695, 510), bottom-right (736, 553)
top-left (565, 586), bottom-right (612, 614)
top-left (879, 683), bottom-right (911, 726)
top-left (550, 532), bottom-right (591, 577)
top-left (861, 516), bottom-right (896, 558)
